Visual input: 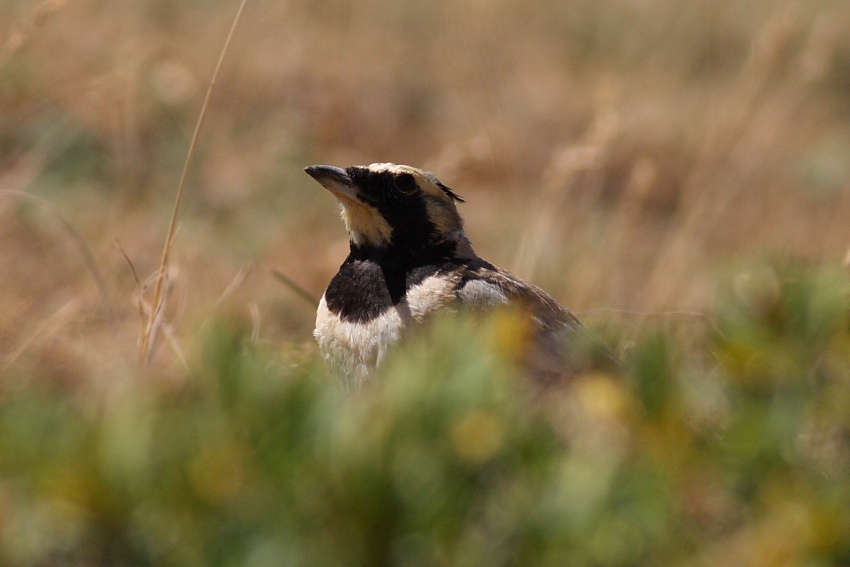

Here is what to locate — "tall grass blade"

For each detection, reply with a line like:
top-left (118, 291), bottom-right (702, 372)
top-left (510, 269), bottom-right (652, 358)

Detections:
top-left (140, 0), bottom-right (251, 365)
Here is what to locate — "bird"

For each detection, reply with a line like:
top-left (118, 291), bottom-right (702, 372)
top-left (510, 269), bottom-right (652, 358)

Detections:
top-left (305, 162), bottom-right (614, 389)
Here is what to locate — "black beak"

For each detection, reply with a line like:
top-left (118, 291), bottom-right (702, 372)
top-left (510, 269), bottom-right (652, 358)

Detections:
top-left (305, 164), bottom-right (349, 185)
top-left (305, 165), bottom-right (363, 203)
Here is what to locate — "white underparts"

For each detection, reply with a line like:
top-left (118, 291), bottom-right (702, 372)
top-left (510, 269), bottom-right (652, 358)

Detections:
top-left (314, 275), bottom-right (457, 388)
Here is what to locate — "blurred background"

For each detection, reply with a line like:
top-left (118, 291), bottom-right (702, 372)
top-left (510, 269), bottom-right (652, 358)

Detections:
top-left (2, 0), bottom-right (850, 375)
top-left (3, 2), bottom-right (850, 566)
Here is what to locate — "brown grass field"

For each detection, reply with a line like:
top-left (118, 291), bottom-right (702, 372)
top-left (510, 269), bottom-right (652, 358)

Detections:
top-left (2, 0), bottom-right (850, 378)
top-left (4, 3), bottom-right (850, 565)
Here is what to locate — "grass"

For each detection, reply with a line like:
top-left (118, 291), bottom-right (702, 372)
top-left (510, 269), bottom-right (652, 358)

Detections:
top-left (1, 0), bottom-right (850, 564)
top-left (1, 272), bottom-right (850, 566)
top-left (139, 0), bottom-right (249, 366)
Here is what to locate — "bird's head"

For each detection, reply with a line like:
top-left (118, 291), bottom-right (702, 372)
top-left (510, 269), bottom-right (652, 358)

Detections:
top-left (306, 163), bottom-right (470, 257)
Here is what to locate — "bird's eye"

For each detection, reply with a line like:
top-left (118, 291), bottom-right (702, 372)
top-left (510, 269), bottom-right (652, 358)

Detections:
top-left (395, 173), bottom-right (417, 194)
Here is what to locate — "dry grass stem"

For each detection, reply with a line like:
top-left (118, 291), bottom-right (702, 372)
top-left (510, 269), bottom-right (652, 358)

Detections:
top-left (249, 301), bottom-right (261, 344)
top-left (0, 190), bottom-right (114, 318)
top-left (2, 0), bottom-right (848, 382)
top-left (215, 264), bottom-right (253, 313)
top-left (512, 112), bottom-right (618, 280)
top-left (139, 0), bottom-right (251, 365)
top-left (181, 264), bottom-right (254, 356)
top-left (1, 298), bottom-right (79, 373)
top-left (272, 269), bottom-right (320, 309)
top-left (115, 239), bottom-right (152, 352)
top-left (638, 8), bottom-right (810, 311)
top-left (582, 308), bottom-right (727, 341)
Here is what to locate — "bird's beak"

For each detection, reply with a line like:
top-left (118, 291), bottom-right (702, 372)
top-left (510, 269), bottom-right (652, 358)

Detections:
top-left (305, 165), bottom-right (361, 203)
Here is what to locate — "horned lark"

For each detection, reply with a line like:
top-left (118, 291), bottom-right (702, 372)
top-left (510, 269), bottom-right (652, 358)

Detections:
top-left (306, 163), bottom-right (613, 388)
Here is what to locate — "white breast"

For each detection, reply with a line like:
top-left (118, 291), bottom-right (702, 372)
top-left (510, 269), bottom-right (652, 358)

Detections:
top-left (314, 275), bottom-right (457, 388)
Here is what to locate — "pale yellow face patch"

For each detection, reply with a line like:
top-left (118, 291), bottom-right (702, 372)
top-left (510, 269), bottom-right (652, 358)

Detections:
top-left (337, 195), bottom-right (393, 247)
top-left (424, 198), bottom-right (463, 238)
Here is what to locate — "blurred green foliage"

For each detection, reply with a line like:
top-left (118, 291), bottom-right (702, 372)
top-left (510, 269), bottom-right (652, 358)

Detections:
top-left (2, 266), bottom-right (850, 567)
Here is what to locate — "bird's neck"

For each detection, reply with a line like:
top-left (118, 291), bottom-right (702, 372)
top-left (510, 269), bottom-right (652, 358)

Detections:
top-left (348, 234), bottom-right (476, 266)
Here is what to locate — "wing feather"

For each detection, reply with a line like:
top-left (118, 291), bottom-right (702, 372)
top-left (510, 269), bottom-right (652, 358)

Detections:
top-left (452, 262), bottom-right (616, 383)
